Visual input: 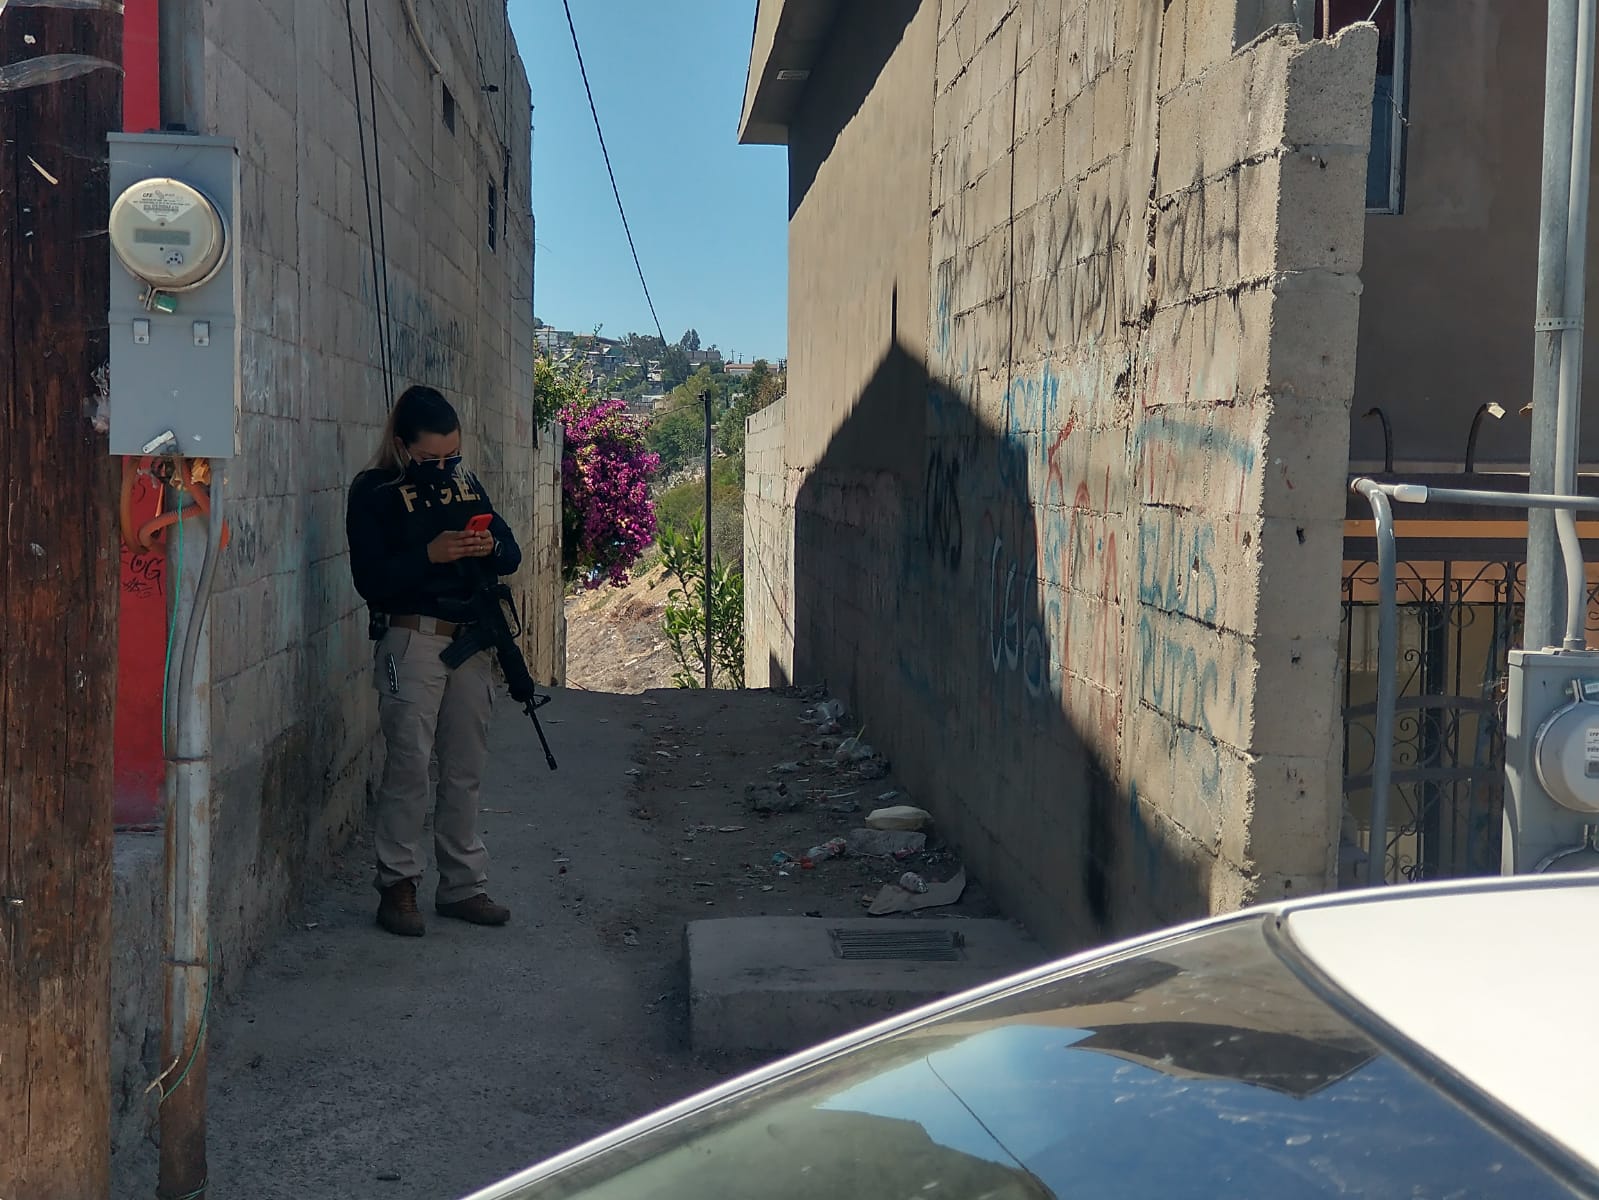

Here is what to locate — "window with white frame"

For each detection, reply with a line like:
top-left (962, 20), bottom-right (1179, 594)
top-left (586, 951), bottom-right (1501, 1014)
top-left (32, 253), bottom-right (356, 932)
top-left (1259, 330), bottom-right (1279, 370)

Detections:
top-left (1320, 0), bottom-right (1409, 214)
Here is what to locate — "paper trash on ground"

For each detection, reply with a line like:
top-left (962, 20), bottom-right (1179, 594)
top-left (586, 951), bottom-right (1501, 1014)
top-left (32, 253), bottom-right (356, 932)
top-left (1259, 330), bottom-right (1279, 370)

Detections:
top-left (868, 868), bottom-right (966, 916)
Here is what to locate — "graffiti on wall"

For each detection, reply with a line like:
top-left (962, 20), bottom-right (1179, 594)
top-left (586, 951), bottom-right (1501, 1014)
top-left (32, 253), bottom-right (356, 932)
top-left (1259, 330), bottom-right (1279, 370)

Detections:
top-left (923, 449), bottom-right (963, 572)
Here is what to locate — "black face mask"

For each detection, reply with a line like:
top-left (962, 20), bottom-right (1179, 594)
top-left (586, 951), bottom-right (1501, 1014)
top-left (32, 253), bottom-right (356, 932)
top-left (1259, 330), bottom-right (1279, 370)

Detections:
top-left (405, 454), bottom-right (461, 486)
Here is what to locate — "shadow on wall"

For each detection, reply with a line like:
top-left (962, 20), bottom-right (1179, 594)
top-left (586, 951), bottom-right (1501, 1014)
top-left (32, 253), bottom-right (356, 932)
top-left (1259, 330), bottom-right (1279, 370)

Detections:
top-left (781, 340), bottom-right (1208, 951)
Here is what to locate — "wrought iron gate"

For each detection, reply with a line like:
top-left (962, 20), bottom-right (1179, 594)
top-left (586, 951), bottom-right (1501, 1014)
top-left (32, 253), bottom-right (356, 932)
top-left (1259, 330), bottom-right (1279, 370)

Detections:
top-left (1341, 560), bottom-right (1523, 883)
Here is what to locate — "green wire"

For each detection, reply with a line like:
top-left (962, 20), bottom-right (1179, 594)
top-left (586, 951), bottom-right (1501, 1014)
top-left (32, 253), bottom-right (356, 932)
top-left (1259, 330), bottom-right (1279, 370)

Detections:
top-left (160, 942), bottom-right (212, 1103)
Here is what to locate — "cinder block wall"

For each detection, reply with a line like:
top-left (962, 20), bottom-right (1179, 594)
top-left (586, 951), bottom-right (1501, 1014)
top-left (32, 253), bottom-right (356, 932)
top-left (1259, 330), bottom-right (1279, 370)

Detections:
top-left (111, 0), bottom-right (559, 1160)
top-left (745, 398), bottom-right (793, 685)
top-left (745, 0), bottom-right (1375, 950)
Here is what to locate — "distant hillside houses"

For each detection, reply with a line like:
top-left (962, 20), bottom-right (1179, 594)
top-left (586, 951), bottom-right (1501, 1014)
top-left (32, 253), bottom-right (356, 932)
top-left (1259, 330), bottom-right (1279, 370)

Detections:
top-left (533, 318), bottom-right (785, 395)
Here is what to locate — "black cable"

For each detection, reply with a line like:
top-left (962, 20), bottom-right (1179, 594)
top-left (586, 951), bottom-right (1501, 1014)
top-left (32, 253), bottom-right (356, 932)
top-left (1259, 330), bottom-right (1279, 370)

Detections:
top-left (344, 0), bottom-right (394, 407)
top-left (362, 0), bottom-right (396, 395)
top-left (561, 0), bottom-right (667, 347)
top-left (464, 0), bottom-right (508, 153)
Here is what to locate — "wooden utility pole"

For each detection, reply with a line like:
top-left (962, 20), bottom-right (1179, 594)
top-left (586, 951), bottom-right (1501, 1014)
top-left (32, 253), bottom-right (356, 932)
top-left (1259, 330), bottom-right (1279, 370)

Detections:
top-left (1, 6), bottom-right (123, 1197)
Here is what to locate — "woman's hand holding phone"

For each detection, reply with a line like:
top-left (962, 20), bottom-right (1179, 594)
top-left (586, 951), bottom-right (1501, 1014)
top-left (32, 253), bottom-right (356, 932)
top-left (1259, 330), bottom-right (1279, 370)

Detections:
top-left (428, 514), bottom-right (495, 563)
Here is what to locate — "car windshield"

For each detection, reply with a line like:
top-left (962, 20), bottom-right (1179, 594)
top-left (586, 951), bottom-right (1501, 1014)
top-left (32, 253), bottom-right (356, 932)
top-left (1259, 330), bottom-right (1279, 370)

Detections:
top-left (502, 916), bottom-right (1581, 1199)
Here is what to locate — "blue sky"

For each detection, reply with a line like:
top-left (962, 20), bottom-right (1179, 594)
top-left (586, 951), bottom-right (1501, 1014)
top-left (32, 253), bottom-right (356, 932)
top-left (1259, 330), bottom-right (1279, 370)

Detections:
top-left (510, 1), bottom-right (790, 362)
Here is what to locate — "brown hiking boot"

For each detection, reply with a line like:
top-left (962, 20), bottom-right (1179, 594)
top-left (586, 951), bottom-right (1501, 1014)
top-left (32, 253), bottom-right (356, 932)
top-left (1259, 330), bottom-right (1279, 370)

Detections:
top-left (436, 893), bottom-right (510, 926)
top-left (377, 879), bottom-right (425, 937)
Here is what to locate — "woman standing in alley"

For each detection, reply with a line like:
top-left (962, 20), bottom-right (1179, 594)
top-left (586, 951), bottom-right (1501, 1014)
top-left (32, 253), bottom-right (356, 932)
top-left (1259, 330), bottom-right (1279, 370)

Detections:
top-left (346, 385), bottom-right (522, 937)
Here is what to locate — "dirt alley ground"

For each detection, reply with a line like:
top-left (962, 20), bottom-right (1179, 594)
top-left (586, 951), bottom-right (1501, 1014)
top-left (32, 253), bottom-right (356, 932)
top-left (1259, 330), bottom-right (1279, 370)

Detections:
top-left (112, 683), bottom-right (1000, 1199)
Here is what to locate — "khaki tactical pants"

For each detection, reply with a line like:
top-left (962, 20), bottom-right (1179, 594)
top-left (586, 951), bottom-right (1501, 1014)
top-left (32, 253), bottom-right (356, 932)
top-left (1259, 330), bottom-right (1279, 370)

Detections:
top-left (372, 626), bottom-right (495, 905)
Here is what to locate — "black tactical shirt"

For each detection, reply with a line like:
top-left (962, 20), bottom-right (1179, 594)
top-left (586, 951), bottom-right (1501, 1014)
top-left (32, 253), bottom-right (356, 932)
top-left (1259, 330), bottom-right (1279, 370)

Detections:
top-left (346, 467), bottom-right (522, 620)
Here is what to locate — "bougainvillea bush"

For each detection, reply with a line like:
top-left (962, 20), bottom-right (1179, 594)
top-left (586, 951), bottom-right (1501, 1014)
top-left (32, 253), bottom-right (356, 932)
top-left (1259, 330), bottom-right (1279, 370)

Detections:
top-left (557, 382), bottom-right (660, 589)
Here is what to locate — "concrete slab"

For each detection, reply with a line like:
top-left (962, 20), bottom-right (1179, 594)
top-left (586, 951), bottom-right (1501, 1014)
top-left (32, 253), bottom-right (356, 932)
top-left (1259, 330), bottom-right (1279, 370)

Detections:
top-left (687, 916), bottom-right (1048, 1054)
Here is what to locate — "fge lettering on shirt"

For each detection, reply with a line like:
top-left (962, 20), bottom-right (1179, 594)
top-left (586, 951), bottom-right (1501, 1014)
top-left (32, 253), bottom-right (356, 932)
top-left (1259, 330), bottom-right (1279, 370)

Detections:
top-left (398, 476), bottom-right (483, 514)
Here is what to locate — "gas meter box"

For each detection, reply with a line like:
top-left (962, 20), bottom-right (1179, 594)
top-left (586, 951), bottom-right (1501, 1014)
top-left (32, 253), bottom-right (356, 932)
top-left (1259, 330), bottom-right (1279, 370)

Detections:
top-left (108, 134), bottom-right (240, 459)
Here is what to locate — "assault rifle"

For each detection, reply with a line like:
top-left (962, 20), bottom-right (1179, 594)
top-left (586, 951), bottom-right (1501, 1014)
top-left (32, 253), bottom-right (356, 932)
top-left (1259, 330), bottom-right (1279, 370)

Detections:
top-left (440, 570), bottom-right (559, 771)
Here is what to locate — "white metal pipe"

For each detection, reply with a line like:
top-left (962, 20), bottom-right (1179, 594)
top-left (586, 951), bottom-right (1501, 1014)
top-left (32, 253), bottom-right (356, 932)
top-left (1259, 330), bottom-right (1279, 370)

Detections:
top-left (1374, 482), bottom-right (1599, 511)
top-left (1351, 479), bottom-right (1398, 886)
top-left (1555, 0), bottom-right (1599, 650)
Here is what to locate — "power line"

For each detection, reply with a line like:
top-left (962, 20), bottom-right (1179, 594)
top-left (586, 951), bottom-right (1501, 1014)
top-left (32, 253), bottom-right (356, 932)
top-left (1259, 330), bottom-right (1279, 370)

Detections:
top-left (561, 0), bottom-right (668, 347)
top-left (344, 0), bottom-right (394, 407)
top-left (361, 0), bottom-right (396, 397)
top-left (463, 0), bottom-right (508, 154)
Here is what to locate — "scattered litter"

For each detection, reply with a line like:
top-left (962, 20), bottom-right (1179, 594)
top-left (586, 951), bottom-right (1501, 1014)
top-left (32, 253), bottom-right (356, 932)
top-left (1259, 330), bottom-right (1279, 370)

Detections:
top-left (835, 737), bottom-right (876, 763)
top-left (655, 751), bottom-right (673, 759)
top-left (898, 871), bottom-right (929, 894)
top-left (746, 781), bottom-right (806, 813)
top-left (802, 699), bottom-right (845, 724)
top-left (376, 1171), bottom-right (402, 1183)
top-left (771, 851), bottom-right (794, 866)
top-left (622, 929), bottom-right (640, 946)
top-left (846, 828), bottom-right (926, 858)
top-left (760, 885), bottom-right (775, 892)
top-left (302, 922), bottom-right (319, 931)
top-left (769, 761), bottom-right (804, 775)
top-left (852, 757), bottom-right (891, 781)
top-left (828, 798), bottom-right (862, 814)
top-left (800, 837), bottom-right (848, 867)
top-left (625, 768), bottom-right (643, 776)
top-left (718, 825), bottom-right (746, 833)
top-left (693, 881), bottom-right (715, 888)
top-left (482, 807), bottom-right (512, 815)
top-left (554, 857), bottom-right (571, 864)
top-left (869, 868), bottom-right (967, 916)
top-left (866, 805), bottom-right (933, 832)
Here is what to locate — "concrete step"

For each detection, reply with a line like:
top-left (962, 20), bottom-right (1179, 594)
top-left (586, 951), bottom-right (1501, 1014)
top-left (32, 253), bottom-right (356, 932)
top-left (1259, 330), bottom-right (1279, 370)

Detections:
top-left (686, 916), bottom-right (1047, 1055)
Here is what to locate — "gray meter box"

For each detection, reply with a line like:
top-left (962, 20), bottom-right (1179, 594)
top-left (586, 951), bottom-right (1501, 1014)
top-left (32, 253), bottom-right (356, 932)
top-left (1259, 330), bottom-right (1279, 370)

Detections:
top-left (1503, 648), bottom-right (1599, 873)
top-left (108, 134), bottom-right (241, 459)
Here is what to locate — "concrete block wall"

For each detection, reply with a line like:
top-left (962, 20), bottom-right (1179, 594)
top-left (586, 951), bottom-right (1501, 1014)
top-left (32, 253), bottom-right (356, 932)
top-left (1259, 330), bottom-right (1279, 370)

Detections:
top-left (111, 0), bottom-right (558, 1160)
top-left (745, 398), bottom-right (794, 687)
top-left (745, 0), bottom-right (1375, 950)
top-left (1130, 19), bottom-right (1377, 917)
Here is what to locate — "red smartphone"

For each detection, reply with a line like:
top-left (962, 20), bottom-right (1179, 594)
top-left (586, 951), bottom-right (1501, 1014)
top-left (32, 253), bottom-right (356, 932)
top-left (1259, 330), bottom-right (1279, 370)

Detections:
top-left (465, 514), bottom-right (493, 533)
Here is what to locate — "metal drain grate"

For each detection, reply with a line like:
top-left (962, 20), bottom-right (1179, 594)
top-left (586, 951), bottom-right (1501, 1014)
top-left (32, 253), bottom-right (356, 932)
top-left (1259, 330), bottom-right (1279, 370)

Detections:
top-left (830, 928), bottom-right (965, 961)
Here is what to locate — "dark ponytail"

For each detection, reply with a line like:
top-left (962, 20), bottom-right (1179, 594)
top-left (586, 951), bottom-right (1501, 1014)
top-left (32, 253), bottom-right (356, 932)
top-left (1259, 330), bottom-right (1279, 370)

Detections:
top-left (366, 385), bottom-right (462, 473)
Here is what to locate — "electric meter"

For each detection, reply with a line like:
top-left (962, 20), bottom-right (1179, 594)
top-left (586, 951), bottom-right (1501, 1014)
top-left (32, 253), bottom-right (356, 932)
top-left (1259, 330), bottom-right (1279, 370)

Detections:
top-left (1532, 681), bottom-right (1599, 815)
top-left (108, 177), bottom-right (228, 293)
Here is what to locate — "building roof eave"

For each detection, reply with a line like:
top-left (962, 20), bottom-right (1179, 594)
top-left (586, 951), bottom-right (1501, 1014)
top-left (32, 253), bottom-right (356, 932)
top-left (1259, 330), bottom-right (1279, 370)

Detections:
top-left (738, 0), bottom-right (840, 146)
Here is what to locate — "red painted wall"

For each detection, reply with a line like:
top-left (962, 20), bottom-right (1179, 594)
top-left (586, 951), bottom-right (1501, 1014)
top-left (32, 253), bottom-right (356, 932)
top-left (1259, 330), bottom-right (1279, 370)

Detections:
top-left (114, 1), bottom-right (166, 828)
top-left (123, 0), bottom-right (159, 134)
